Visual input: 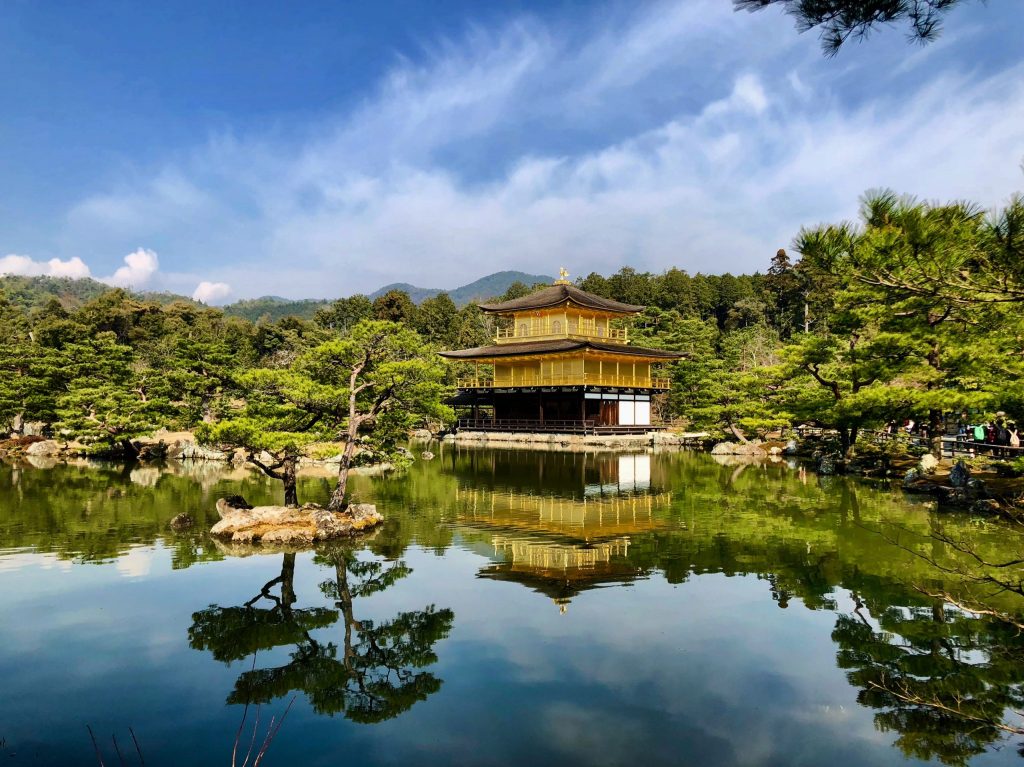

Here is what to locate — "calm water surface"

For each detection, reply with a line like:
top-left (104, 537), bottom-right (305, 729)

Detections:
top-left (1, 448), bottom-right (1022, 766)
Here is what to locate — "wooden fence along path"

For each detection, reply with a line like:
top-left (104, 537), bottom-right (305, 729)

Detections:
top-left (796, 426), bottom-right (1024, 460)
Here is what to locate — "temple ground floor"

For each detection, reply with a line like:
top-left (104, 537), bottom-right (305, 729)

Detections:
top-left (449, 386), bottom-right (662, 434)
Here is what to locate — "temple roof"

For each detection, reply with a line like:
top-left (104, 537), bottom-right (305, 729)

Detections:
top-left (477, 284), bottom-right (644, 315)
top-left (438, 338), bottom-right (682, 360)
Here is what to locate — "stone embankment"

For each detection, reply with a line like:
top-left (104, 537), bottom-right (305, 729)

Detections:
top-left (438, 430), bottom-right (712, 451)
top-left (0, 429), bottom-right (393, 475)
top-left (709, 440), bottom-right (794, 458)
top-left (210, 496), bottom-right (383, 545)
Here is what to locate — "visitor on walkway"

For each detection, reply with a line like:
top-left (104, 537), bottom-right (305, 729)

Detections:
top-left (1009, 423), bottom-right (1020, 449)
top-left (986, 422), bottom-right (997, 445)
top-left (994, 420), bottom-right (1011, 457)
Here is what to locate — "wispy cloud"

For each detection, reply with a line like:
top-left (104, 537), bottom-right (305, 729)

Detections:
top-left (34, 1), bottom-right (1024, 298)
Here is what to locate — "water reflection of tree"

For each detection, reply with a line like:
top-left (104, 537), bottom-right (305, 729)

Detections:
top-left (833, 583), bottom-right (1024, 764)
top-left (189, 547), bottom-right (454, 724)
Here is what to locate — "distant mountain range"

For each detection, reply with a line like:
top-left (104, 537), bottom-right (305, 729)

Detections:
top-left (369, 271), bottom-right (553, 305)
top-left (0, 270), bottom-right (555, 322)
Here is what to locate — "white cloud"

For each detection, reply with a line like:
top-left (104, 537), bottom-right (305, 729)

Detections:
top-left (0, 254), bottom-right (91, 279)
top-left (103, 248), bottom-right (159, 288)
top-left (41, 2), bottom-right (1024, 298)
top-left (192, 281), bottom-right (231, 304)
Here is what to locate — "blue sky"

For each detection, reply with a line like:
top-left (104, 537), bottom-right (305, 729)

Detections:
top-left (1, 0), bottom-right (1022, 303)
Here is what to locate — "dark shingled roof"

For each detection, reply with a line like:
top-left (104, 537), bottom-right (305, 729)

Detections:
top-left (477, 284), bottom-right (644, 314)
top-left (438, 338), bottom-right (682, 360)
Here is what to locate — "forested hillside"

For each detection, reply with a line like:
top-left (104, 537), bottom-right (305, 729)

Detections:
top-left (220, 296), bottom-right (330, 322)
top-left (2, 189), bottom-right (1022, 454)
top-left (0, 274), bottom-right (217, 313)
top-left (0, 270), bottom-right (556, 323)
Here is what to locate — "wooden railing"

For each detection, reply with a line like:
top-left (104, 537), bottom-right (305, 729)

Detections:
top-left (457, 374), bottom-right (671, 389)
top-left (456, 418), bottom-right (658, 434)
top-left (495, 321), bottom-right (629, 344)
top-left (942, 436), bottom-right (1024, 459)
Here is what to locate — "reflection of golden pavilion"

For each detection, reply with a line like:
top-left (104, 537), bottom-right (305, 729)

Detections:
top-left (452, 453), bottom-right (671, 608)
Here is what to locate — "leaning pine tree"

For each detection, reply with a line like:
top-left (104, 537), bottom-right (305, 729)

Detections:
top-left (308, 320), bottom-right (451, 511)
top-left (200, 320), bottom-right (450, 510)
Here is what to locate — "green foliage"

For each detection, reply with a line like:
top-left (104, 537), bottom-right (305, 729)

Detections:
top-left (415, 292), bottom-right (461, 347)
top-left (222, 296), bottom-right (330, 323)
top-left (313, 294), bottom-right (373, 332)
top-left (55, 333), bottom-right (171, 449)
top-left (372, 289), bottom-right (418, 324)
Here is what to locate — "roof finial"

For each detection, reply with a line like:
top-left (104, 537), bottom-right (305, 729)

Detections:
top-left (554, 267), bottom-right (571, 285)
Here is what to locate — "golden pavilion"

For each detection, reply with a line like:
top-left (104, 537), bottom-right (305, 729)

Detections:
top-left (439, 270), bottom-right (681, 433)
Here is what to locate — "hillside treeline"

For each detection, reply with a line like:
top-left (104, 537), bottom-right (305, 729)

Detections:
top-left (2, 189), bottom-right (1022, 454)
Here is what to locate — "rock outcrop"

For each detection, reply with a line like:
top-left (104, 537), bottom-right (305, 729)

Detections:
top-left (169, 441), bottom-right (229, 462)
top-left (25, 439), bottom-right (60, 457)
top-left (211, 497), bottom-right (383, 544)
top-left (169, 513), bottom-right (195, 530)
top-left (818, 453), bottom-right (839, 475)
top-left (950, 461), bottom-right (970, 488)
top-left (711, 442), bottom-right (768, 457)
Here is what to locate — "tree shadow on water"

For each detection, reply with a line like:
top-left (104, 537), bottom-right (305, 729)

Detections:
top-left (189, 545), bottom-right (454, 725)
top-left (833, 586), bottom-right (1024, 766)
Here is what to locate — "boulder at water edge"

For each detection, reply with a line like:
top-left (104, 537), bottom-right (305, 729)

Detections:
top-left (950, 461), bottom-right (970, 488)
top-left (917, 453), bottom-right (939, 475)
top-left (210, 499), bottom-right (383, 544)
top-left (170, 513), bottom-right (195, 530)
top-left (25, 439), bottom-right (60, 457)
top-left (711, 442), bottom-right (767, 457)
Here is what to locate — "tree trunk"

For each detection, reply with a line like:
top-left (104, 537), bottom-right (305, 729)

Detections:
top-left (328, 437), bottom-right (359, 512)
top-left (282, 454), bottom-right (299, 507)
top-left (335, 562), bottom-right (355, 667)
top-left (839, 427), bottom-right (851, 455)
top-left (728, 423), bottom-right (749, 443)
top-left (281, 553), bottom-right (296, 611)
top-left (929, 408), bottom-right (944, 459)
top-left (120, 438), bottom-right (140, 461)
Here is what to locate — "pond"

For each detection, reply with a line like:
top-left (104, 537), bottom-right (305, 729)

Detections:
top-left (1, 447), bottom-right (1022, 766)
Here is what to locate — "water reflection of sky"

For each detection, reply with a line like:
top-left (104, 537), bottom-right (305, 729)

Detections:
top-left (0, 451), bottom-right (1021, 766)
top-left (0, 542), bottom-right (992, 767)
